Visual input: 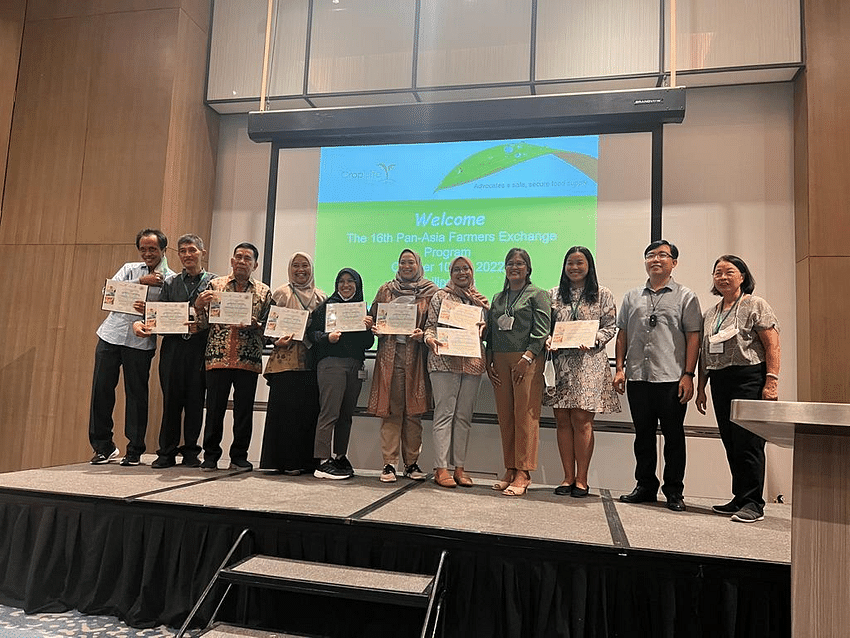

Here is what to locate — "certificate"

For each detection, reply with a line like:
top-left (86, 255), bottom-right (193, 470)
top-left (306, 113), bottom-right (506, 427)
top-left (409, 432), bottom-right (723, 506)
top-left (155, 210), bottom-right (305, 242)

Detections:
top-left (374, 303), bottom-right (417, 335)
top-left (102, 279), bottom-right (146, 315)
top-left (144, 302), bottom-right (188, 334)
top-left (209, 291), bottom-right (253, 325)
top-left (265, 306), bottom-right (309, 341)
top-left (437, 298), bottom-right (483, 330)
top-left (550, 320), bottom-right (598, 350)
top-left (325, 301), bottom-right (367, 333)
top-left (436, 327), bottom-right (482, 358)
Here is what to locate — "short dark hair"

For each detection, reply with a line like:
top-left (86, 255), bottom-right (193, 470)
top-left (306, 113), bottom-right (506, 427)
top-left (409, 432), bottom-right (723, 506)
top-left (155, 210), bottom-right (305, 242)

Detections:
top-left (177, 233), bottom-right (205, 251)
top-left (710, 254), bottom-right (756, 295)
top-left (233, 242), bottom-right (259, 261)
top-left (558, 246), bottom-right (599, 304)
top-left (136, 229), bottom-right (167, 250)
top-left (644, 239), bottom-right (678, 259)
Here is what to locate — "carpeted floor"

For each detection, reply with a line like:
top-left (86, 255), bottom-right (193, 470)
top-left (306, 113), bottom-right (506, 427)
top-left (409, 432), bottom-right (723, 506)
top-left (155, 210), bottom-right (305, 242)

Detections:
top-left (0, 604), bottom-right (184, 637)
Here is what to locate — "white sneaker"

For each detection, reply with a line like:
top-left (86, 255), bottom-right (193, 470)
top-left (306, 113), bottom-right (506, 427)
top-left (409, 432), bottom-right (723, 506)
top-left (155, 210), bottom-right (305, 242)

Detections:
top-left (403, 463), bottom-right (427, 481)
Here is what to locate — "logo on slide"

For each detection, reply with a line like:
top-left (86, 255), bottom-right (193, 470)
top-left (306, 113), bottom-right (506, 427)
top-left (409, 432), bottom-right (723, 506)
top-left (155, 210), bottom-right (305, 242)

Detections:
top-left (377, 162), bottom-right (396, 183)
top-left (434, 141), bottom-right (598, 192)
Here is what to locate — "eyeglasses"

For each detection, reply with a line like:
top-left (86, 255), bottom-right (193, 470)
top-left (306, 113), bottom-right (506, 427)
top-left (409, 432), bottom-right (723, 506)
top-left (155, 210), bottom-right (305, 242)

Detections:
top-left (506, 261), bottom-right (527, 268)
top-left (645, 251), bottom-right (673, 261)
top-left (451, 266), bottom-right (471, 273)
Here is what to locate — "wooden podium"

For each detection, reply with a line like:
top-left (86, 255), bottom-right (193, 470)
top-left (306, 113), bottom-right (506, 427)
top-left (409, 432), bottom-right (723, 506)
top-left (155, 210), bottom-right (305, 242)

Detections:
top-left (732, 400), bottom-right (850, 637)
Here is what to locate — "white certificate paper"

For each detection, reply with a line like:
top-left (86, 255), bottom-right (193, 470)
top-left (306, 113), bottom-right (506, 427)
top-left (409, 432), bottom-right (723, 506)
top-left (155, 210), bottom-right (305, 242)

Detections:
top-left (375, 303), bottom-right (417, 335)
top-left (265, 306), bottom-right (309, 341)
top-left (325, 301), bottom-right (368, 333)
top-left (102, 279), bottom-right (146, 315)
top-left (437, 298), bottom-right (483, 330)
top-left (436, 327), bottom-right (482, 358)
top-left (145, 302), bottom-right (188, 334)
top-left (550, 320), bottom-right (598, 350)
top-left (209, 291), bottom-right (253, 325)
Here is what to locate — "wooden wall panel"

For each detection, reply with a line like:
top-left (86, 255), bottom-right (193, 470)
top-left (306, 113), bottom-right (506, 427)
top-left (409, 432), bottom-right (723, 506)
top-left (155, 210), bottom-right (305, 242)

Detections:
top-left (160, 8), bottom-right (218, 245)
top-left (25, 0), bottom-right (179, 21)
top-left (0, 244), bottom-right (164, 471)
top-left (803, 1), bottom-right (850, 257)
top-left (808, 257), bottom-right (850, 403)
top-left (0, 17), bottom-right (94, 245)
top-left (77, 9), bottom-right (178, 245)
top-left (0, 0), bottom-right (25, 209)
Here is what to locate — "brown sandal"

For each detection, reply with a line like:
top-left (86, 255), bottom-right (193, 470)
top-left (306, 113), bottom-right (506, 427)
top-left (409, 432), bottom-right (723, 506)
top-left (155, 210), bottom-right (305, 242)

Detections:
top-left (434, 469), bottom-right (457, 488)
top-left (453, 472), bottom-right (474, 487)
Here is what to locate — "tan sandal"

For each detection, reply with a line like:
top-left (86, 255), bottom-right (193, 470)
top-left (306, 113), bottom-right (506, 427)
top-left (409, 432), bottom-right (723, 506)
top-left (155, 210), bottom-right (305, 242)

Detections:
top-left (492, 470), bottom-right (516, 491)
top-left (434, 469), bottom-right (457, 488)
top-left (502, 483), bottom-right (528, 497)
top-left (454, 472), bottom-right (474, 487)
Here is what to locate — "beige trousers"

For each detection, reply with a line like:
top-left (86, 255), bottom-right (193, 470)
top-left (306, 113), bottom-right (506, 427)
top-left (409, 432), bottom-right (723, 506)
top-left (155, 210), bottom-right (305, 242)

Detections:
top-left (491, 351), bottom-right (544, 471)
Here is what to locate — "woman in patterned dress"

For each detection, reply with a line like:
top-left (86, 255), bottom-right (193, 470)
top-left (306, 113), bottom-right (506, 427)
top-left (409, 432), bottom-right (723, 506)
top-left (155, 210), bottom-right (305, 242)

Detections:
top-left (546, 246), bottom-right (620, 497)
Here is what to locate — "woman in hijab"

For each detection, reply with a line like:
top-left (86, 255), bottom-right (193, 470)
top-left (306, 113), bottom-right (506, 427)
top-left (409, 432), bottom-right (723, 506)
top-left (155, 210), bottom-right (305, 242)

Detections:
top-left (369, 249), bottom-right (439, 483)
top-left (260, 252), bottom-right (326, 473)
top-left (309, 268), bottom-right (374, 480)
top-left (424, 256), bottom-right (489, 488)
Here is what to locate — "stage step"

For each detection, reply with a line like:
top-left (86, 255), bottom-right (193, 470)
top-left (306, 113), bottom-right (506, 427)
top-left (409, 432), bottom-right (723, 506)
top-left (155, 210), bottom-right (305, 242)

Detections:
top-left (197, 622), bottom-right (306, 637)
top-left (220, 555), bottom-right (436, 607)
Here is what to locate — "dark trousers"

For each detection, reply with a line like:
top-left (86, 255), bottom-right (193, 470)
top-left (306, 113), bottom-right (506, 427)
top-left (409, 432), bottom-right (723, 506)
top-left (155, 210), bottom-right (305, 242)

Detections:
top-left (261, 370), bottom-right (320, 471)
top-left (156, 334), bottom-right (207, 459)
top-left (626, 380), bottom-right (687, 497)
top-left (314, 357), bottom-right (362, 460)
top-left (203, 368), bottom-right (258, 463)
top-left (88, 338), bottom-right (155, 456)
top-left (709, 363), bottom-right (767, 514)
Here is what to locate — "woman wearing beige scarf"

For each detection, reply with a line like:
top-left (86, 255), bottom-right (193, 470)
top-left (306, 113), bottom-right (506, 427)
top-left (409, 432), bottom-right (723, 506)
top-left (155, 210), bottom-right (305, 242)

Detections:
top-left (260, 252), bottom-right (327, 473)
top-left (368, 249), bottom-right (438, 482)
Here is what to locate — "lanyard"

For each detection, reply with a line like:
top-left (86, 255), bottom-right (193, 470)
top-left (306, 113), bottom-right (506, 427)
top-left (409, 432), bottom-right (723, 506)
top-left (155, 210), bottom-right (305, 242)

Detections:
top-left (713, 292), bottom-right (742, 335)
top-left (568, 288), bottom-right (584, 320)
top-left (289, 283), bottom-right (311, 311)
top-left (504, 283), bottom-right (529, 317)
top-left (181, 271), bottom-right (210, 303)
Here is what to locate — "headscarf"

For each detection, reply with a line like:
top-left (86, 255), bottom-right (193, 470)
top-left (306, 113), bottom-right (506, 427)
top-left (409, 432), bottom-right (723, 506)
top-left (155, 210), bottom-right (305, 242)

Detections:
top-left (444, 256), bottom-right (489, 308)
top-left (386, 249), bottom-right (439, 301)
top-left (328, 268), bottom-right (365, 304)
top-left (273, 251), bottom-right (326, 311)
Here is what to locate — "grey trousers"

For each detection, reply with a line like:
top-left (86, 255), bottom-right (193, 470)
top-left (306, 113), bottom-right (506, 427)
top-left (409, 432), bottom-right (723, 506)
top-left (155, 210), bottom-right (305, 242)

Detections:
top-left (314, 357), bottom-right (362, 459)
top-left (430, 371), bottom-right (481, 469)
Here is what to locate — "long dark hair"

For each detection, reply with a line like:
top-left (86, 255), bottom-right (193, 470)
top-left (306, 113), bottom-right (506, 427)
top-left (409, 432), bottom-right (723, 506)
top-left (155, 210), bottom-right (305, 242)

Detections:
top-left (499, 247), bottom-right (532, 298)
top-left (558, 246), bottom-right (599, 304)
top-left (710, 254), bottom-right (756, 295)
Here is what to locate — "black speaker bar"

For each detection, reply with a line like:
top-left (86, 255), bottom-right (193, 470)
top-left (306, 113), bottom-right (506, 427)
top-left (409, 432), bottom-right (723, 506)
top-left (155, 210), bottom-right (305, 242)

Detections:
top-left (247, 87), bottom-right (685, 147)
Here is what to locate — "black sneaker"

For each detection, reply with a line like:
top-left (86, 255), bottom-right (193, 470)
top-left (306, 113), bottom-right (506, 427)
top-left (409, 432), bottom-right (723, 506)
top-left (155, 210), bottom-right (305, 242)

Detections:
top-left (314, 459), bottom-right (350, 480)
top-left (200, 458), bottom-right (219, 471)
top-left (151, 456), bottom-right (176, 469)
top-left (334, 455), bottom-right (354, 477)
top-left (712, 500), bottom-right (740, 515)
top-left (120, 454), bottom-right (141, 466)
top-left (90, 447), bottom-right (119, 465)
top-left (228, 458), bottom-right (253, 471)
top-left (380, 464), bottom-right (397, 483)
top-left (731, 508), bottom-right (765, 523)
top-left (181, 454), bottom-right (201, 468)
top-left (403, 463), bottom-right (426, 480)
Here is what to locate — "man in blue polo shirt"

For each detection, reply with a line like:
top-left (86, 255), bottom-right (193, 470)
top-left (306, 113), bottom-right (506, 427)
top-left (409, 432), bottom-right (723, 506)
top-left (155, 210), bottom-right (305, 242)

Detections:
top-left (89, 229), bottom-right (174, 466)
top-left (613, 240), bottom-right (702, 512)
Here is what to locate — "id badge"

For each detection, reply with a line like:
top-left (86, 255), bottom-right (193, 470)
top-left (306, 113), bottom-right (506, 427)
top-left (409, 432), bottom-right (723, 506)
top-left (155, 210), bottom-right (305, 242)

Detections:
top-left (497, 314), bottom-right (515, 331)
top-left (709, 341), bottom-right (724, 354)
top-left (357, 366), bottom-right (368, 381)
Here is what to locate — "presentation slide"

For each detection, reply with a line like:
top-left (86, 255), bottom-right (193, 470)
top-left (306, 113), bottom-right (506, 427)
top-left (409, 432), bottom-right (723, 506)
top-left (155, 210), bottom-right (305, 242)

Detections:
top-left (314, 136), bottom-right (599, 297)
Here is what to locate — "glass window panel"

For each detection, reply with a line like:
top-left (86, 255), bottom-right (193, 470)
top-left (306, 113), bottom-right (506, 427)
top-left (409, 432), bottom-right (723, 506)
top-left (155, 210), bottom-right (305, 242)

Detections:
top-left (666, 0), bottom-right (802, 71)
top-left (269, 0), bottom-right (310, 97)
top-left (417, 0), bottom-right (531, 87)
top-left (207, 0), bottom-right (269, 100)
top-left (536, 0), bottom-right (660, 81)
top-left (308, 0), bottom-right (416, 93)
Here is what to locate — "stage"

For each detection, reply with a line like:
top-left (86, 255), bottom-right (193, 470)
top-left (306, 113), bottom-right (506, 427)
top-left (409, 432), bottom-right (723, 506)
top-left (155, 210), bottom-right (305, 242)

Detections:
top-left (0, 459), bottom-right (791, 637)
